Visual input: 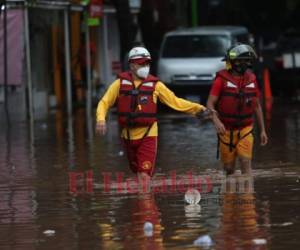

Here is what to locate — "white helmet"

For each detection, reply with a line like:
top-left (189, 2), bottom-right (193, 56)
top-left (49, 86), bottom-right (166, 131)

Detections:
top-left (128, 47), bottom-right (151, 61)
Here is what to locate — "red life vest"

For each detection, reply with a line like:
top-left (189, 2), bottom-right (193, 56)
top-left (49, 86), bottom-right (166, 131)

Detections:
top-left (216, 69), bottom-right (258, 129)
top-left (117, 72), bottom-right (158, 128)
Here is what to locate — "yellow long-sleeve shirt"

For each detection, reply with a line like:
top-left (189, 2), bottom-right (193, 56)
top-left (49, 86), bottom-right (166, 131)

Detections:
top-left (96, 78), bottom-right (205, 139)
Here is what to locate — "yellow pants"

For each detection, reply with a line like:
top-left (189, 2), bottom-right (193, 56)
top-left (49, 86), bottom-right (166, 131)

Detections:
top-left (219, 126), bottom-right (253, 164)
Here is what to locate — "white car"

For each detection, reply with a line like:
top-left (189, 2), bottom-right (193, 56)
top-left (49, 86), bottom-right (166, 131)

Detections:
top-left (157, 26), bottom-right (251, 100)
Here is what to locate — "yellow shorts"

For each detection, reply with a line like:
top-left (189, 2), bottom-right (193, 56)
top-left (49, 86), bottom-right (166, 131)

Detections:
top-left (219, 126), bottom-right (253, 164)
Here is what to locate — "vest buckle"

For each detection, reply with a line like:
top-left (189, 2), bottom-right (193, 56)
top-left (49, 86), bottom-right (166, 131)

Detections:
top-left (131, 89), bottom-right (139, 95)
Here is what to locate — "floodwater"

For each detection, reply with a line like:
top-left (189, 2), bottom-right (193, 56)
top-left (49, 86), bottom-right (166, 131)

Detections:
top-left (0, 100), bottom-right (299, 250)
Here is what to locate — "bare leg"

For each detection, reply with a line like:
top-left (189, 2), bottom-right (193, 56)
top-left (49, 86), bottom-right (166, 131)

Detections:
top-left (221, 161), bottom-right (236, 193)
top-left (239, 157), bottom-right (252, 175)
top-left (223, 161), bottom-right (236, 176)
top-left (137, 172), bottom-right (151, 193)
top-left (138, 172), bottom-right (151, 181)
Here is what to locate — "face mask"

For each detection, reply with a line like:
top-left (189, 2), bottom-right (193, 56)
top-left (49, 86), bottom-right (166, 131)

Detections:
top-left (233, 62), bottom-right (249, 75)
top-left (136, 66), bottom-right (150, 79)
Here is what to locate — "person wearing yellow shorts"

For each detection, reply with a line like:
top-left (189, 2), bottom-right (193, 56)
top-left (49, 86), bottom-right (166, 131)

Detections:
top-left (207, 44), bottom-right (268, 175)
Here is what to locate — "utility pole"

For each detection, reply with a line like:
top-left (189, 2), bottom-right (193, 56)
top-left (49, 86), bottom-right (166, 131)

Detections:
top-left (24, 1), bottom-right (34, 123)
top-left (2, 0), bottom-right (10, 124)
top-left (64, 7), bottom-right (73, 117)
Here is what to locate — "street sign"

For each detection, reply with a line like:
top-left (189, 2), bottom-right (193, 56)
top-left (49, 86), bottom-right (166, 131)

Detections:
top-left (89, 0), bottom-right (103, 18)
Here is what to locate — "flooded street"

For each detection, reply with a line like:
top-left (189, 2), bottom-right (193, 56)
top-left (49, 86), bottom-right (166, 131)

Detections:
top-left (0, 99), bottom-right (300, 250)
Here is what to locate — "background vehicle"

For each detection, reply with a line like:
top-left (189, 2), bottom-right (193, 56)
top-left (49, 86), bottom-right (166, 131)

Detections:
top-left (271, 28), bottom-right (300, 96)
top-left (157, 26), bottom-right (252, 102)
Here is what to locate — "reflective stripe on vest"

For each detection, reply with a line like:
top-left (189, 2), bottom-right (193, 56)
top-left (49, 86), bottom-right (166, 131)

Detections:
top-left (217, 70), bottom-right (258, 129)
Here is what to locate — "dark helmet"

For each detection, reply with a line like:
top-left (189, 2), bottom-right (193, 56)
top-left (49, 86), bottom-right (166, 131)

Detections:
top-left (223, 43), bottom-right (257, 62)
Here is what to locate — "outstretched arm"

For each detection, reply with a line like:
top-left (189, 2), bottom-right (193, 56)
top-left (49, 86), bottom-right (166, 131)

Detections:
top-left (156, 82), bottom-right (206, 115)
top-left (255, 99), bottom-right (268, 146)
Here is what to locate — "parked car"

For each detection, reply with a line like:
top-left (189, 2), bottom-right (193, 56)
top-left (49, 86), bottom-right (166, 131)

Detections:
top-left (157, 26), bottom-right (252, 101)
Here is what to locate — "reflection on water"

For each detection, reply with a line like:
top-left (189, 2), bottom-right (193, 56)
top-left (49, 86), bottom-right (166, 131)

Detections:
top-left (215, 176), bottom-right (269, 250)
top-left (0, 101), bottom-right (300, 249)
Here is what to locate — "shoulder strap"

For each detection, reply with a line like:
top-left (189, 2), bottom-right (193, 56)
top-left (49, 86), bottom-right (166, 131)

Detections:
top-left (217, 69), bottom-right (256, 85)
top-left (118, 71), bottom-right (133, 81)
top-left (217, 69), bottom-right (238, 84)
top-left (142, 74), bottom-right (159, 82)
top-left (244, 70), bottom-right (256, 83)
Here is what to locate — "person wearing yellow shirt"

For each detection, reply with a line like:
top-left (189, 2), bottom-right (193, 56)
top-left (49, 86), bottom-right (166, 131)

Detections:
top-left (96, 46), bottom-right (206, 181)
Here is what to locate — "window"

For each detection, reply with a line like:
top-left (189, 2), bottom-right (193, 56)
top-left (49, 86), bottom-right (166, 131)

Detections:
top-left (162, 35), bottom-right (230, 58)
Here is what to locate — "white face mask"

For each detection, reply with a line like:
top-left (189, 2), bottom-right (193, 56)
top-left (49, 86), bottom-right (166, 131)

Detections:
top-left (136, 66), bottom-right (150, 79)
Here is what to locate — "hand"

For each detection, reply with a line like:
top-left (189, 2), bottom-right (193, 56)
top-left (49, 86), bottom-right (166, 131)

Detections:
top-left (196, 107), bottom-right (207, 119)
top-left (260, 130), bottom-right (268, 146)
top-left (96, 121), bottom-right (107, 135)
top-left (196, 107), bottom-right (214, 120)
